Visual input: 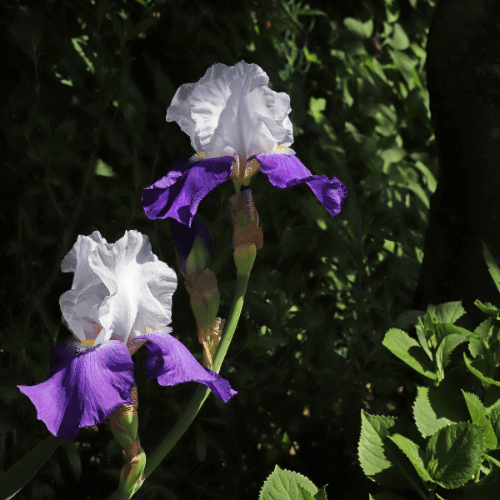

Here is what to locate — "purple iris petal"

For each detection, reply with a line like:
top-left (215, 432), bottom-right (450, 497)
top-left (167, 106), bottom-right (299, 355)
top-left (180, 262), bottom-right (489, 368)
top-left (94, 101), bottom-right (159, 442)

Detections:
top-left (256, 153), bottom-right (348, 218)
top-left (142, 155), bottom-right (234, 227)
top-left (17, 340), bottom-right (135, 441)
top-left (137, 332), bottom-right (237, 403)
top-left (172, 215), bottom-right (212, 262)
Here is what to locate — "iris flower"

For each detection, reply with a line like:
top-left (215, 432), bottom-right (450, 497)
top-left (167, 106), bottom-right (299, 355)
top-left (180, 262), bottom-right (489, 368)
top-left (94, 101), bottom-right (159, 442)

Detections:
top-left (142, 60), bottom-right (347, 227)
top-left (17, 230), bottom-right (236, 440)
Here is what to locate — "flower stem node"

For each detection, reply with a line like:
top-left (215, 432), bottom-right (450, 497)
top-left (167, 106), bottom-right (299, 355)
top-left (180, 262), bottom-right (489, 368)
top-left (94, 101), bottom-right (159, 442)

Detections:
top-left (198, 317), bottom-right (226, 369)
top-left (234, 244), bottom-right (257, 276)
top-left (229, 189), bottom-right (263, 252)
top-left (185, 269), bottom-right (220, 335)
top-left (109, 386), bottom-right (146, 499)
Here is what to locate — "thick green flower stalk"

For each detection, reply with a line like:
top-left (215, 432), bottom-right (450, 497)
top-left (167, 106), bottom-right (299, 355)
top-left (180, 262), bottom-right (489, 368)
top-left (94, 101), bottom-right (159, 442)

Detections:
top-left (108, 384), bottom-right (146, 500)
top-left (108, 340), bottom-right (148, 499)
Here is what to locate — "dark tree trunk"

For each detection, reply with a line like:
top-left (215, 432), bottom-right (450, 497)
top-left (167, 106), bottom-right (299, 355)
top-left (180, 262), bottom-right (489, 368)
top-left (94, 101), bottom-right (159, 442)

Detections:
top-left (412, 0), bottom-right (500, 327)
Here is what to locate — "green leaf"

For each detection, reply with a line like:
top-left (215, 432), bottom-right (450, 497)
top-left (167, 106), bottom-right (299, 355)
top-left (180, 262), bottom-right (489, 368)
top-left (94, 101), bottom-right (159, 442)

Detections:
top-left (433, 302), bottom-right (466, 325)
top-left (486, 405), bottom-right (500, 444)
top-left (426, 422), bottom-right (484, 488)
top-left (464, 353), bottom-right (500, 388)
top-left (314, 485), bottom-right (328, 500)
top-left (298, 486), bottom-right (316, 500)
top-left (475, 300), bottom-right (500, 318)
top-left (259, 465), bottom-right (319, 500)
top-left (462, 390), bottom-right (497, 450)
top-left (0, 435), bottom-right (63, 499)
top-left (436, 334), bottom-right (468, 372)
top-left (414, 386), bottom-right (454, 437)
top-left (482, 241), bottom-right (500, 295)
top-left (343, 17), bottom-right (373, 39)
top-left (390, 23), bottom-right (409, 50)
top-left (61, 441), bottom-right (81, 482)
top-left (358, 411), bottom-right (421, 489)
top-left (388, 434), bottom-right (433, 482)
top-left (474, 318), bottom-right (494, 341)
top-left (382, 329), bottom-right (438, 380)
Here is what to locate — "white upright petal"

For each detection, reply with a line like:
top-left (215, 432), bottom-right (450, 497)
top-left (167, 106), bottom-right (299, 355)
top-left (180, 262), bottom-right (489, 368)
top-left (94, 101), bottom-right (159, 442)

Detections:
top-left (166, 60), bottom-right (294, 160)
top-left (60, 232), bottom-right (110, 344)
top-left (89, 230), bottom-right (178, 344)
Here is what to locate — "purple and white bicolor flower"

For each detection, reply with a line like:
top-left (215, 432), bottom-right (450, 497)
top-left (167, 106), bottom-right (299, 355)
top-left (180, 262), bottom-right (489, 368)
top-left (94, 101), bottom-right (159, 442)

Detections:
top-left (142, 60), bottom-right (348, 227)
top-left (17, 230), bottom-right (236, 441)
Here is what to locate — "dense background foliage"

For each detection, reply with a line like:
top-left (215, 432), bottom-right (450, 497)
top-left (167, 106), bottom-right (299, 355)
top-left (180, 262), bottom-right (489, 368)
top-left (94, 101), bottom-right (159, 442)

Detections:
top-left (1, 0), bottom-right (437, 498)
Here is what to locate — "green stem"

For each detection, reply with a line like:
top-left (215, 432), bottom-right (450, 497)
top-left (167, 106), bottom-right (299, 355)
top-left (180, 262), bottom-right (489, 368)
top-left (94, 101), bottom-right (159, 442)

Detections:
top-left (142, 267), bottom-right (253, 481)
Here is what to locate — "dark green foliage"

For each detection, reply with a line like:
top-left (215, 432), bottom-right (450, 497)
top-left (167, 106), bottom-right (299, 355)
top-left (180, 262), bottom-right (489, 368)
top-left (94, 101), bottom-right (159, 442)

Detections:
top-left (1, 0), bottom-right (436, 498)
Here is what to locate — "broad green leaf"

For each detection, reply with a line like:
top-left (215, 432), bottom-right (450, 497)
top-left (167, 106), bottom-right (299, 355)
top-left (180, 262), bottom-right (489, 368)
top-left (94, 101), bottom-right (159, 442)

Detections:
top-left (259, 465), bottom-right (318, 500)
top-left (464, 354), bottom-right (500, 388)
top-left (413, 386), bottom-right (454, 437)
top-left (462, 390), bottom-right (497, 450)
top-left (426, 422), bottom-right (484, 488)
top-left (388, 434), bottom-right (433, 482)
top-left (432, 302), bottom-right (466, 325)
top-left (415, 326), bottom-right (433, 361)
top-left (61, 441), bottom-right (82, 482)
top-left (482, 241), bottom-right (500, 295)
top-left (358, 411), bottom-right (421, 489)
top-left (474, 318), bottom-right (494, 341)
top-left (382, 329), bottom-right (437, 380)
top-left (475, 300), bottom-right (500, 318)
top-left (390, 24), bottom-right (409, 50)
top-left (486, 406), bottom-right (500, 444)
top-left (435, 334), bottom-right (468, 372)
top-left (0, 435), bottom-right (63, 499)
top-left (297, 486), bottom-right (315, 500)
top-left (343, 17), bottom-right (373, 39)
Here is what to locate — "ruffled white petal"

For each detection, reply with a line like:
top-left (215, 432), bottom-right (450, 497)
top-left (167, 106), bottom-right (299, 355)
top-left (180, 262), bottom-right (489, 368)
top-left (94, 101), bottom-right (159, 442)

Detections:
top-left (89, 230), bottom-right (178, 344)
top-left (60, 232), bottom-right (110, 344)
top-left (166, 60), bottom-right (295, 160)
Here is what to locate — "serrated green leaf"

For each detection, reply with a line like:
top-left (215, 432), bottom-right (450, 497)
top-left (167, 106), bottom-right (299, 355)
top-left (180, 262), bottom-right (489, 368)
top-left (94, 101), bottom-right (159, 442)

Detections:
top-left (464, 354), bottom-right (500, 388)
top-left (482, 242), bottom-right (500, 295)
top-left (486, 406), bottom-right (500, 445)
top-left (475, 300), bottom-right (500, 318)
top-left (259, 465), bottom-right (318, 500)
top-left (382, 329), bottom-right (437, 380)
top-left (426, 422), bottom-right (484, 488)
top-left (358, 411), bottom-right (420, 489)
top-left (433, 302), bottom-right (466, 325)
top-left (474, 318), bottom-right (494, 341)
top-left (313, 485), bottom-right (328, 500)
top-left (298, 485), bottom-right (315, 500)
top-left (414, 386), bottom-right (454, 437)
top-left (462, 390), bottom-right (497, 450)
top-left (388, 434), bottom-right (433, 482)
top-left (436, 334), bottom-right (468, 372)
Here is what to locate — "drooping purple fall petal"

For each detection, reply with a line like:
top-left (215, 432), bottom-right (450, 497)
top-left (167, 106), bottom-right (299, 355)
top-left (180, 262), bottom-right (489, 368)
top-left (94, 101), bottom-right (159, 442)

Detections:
top-left (142, 155), bottom-right (234, 227)
top-left (137, 332), bottom-right (237, 403)
top-left (17, 340), bottom-right (135, 440)
top-left (256, 152), bottom-right (348, 218)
